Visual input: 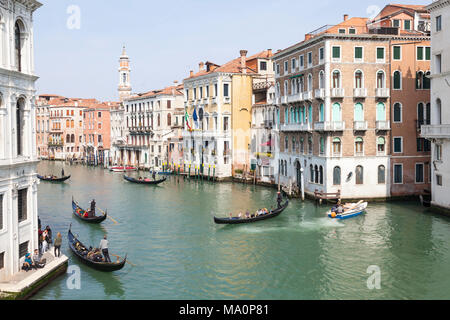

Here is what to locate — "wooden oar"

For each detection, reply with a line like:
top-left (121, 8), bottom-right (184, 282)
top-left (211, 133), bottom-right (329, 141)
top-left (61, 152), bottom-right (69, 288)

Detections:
top-left (345, 200), bottom-right (364, 212)
top-left (99, 208), bottom-right (118, 225)
top-left (111, 253), bottom-right (136, 266)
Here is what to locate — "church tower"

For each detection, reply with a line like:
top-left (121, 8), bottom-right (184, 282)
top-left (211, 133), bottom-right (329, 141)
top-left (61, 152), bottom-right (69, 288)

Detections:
top-left (118, 46), bottom-right (132, 102)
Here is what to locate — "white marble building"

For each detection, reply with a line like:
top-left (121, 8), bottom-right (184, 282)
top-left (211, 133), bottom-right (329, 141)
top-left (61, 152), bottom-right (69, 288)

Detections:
top-left (0, 0), bottom-right (42, 281)
top-left (422, 0), bottom-right (450, 211)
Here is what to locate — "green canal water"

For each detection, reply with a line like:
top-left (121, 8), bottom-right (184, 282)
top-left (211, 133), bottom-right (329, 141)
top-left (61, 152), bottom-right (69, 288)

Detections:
top-left (32, 161), bottom-right (450, 300)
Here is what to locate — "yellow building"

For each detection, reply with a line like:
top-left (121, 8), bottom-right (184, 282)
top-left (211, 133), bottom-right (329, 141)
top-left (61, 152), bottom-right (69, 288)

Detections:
top-left (183, 50), bottom-right (273, 179)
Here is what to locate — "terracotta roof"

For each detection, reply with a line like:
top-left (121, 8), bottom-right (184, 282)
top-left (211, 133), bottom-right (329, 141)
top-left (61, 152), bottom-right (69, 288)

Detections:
top-left (127, 84), bottom-right (184, 101)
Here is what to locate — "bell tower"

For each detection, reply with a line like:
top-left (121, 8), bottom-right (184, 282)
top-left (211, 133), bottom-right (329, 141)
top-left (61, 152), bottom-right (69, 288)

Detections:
top-left (118, 46), bottom-right (132, 102)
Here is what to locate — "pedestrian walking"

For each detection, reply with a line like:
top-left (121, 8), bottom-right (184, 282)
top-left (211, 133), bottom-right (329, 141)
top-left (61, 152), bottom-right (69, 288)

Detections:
top-left (54, 232), bottom-right (62, 257)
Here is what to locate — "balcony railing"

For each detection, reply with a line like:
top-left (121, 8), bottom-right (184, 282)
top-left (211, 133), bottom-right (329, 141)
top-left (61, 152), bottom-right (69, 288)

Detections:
top-left (223, 96), bottom-right (231, 104)
top-left (314, 89), bottom-right (325, 100)
top-left (353, 121), bottom-right (368, 131)
top-left (421, 124), bottom-right (450, 139)
top-left (287, 93), bottom-right (303, 103)
top-left (281, 96), bottom-right (288, 104)
top-left (353, 88), bottom-right (367, 98)
top-left (303, 91), bottom-right (313, 101)
top-left (281, 122), bottom-right (312, 132)
top-left (264, 120), bottom-right (274, 129)
top-left (331, 88), bottom-right (345, 98)
top-left (376, 121), bottom-right (391, 131)
top-left (375, 88), bottom-right (390, 98)
top-left (314, 121), bottom-right (345, 131)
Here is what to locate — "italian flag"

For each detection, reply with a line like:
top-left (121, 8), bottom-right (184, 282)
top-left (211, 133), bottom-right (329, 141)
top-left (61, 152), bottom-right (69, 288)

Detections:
top-left (185, 111), bottom-right (192, 131)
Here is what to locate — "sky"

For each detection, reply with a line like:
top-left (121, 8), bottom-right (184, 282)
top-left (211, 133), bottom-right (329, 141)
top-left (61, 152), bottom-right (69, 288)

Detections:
top-left (34, 0), bottom-right (430, 101)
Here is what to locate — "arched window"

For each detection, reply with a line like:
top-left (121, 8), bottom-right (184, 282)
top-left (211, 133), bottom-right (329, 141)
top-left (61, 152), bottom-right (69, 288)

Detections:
top-left (66, 119), bottom-right (70, 127)
top-left (332, 137), bottom-right (341, 156)
top-left (16, 98), bottom-right (25, 156)
top-left (355, 137), bottom-right (364, 155)
top-left (310, 164), bottom-right (314, 183)
top-left (354, 103), bottom-right (364, 122)
top-left (418, 102), bottom-right (424, 126)
top-left (355, 70), bottom-right (363, 88)
top-left (378, 165), bottom-right (386, 184)
top-left (319, 71), bottom-right (325, 89)
top-left (355, 165), bottom-right (364, 185)
top-left (332, 103), bottom-right (342, 122)
top-left (426, 103), bottom-right (431, 125)
top-left (308, 136), bottom-right (312, 154)
top-left (157, 114), bottom-right (161, 127)
top-left (15, 21), bottom-right (23, 72)
top-left (393, 71), bottom-right (401, 90)
top-left (319, 166), bottom-right (323, 185)
top-left (285, 107), bottom-right (289, 124)
top-left (314, 165), bottom-right (319, 184)
top-left (167, 113), bottom-right (172, 126)
top-left (333, 166), bottom-right (341, 185)
top-left (319, 137), bottom-right (325, 155)
top-left (423, 71), bottom-right (431, 89)
top-left (307, 74), bottom-right (313, 91)
top-left (436, 99), bottom-right (442, 125)
top-left (333, 70), bottom-right (341, 88)
top-left (377, 71), bottom-right (385, 88)
top-left (376, 103), bottom-right (386, 121)
top-left (308, 105), bottom-right (313, 124)
top-left (319, 104), bottom-right (324, 122)
top-left (66, 134), bottom-right (70, 143)
top-left (377, 136), bottom-right (386, 154)
top-left (393, 103), bottom-right (402, 122)
top-left (416, 71), bottom-right (424, 89)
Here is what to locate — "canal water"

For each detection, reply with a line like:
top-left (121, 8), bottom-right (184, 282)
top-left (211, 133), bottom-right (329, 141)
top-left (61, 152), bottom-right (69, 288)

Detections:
top-left (33, 161), bottom-right (450, 300)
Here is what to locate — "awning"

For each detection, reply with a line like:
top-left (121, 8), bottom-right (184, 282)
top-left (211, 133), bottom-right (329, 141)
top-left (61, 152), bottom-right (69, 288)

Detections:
top-left (290, 74), bottom-right (304, 79)
top-left (260, 140), bottom-right (273, 147)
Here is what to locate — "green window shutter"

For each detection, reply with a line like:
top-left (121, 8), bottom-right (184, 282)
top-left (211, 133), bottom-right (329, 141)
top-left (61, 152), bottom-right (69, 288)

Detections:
top-left (394, 46), bottom-right (401, 60)
top-left (355, 47), bottom-right (363, 59)
top-left (377, 48), bottom-right (384, 60)
top-left (405, 20), bottom-right (411, 30)
top-left (417, 47), bottom-right (423, 60)
top-left (332, 47), bottom-right (340, 59)
top-left (425, 47), bottom-right (431, 60)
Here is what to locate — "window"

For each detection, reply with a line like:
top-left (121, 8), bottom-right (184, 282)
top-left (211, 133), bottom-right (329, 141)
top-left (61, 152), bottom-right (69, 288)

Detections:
top-left (332, 137), bottom-right (341, 155)
top-left (319, 47), bottom-right (324, 62)
top-left (299, 55), bottom-right (304, 69)
top-left (0, 194), bottom-right (3, 231)
top-left (393, 19), bottom-right (400, 28)
top-left (355, 166), bottom-right (364, 185)
top-left (15, 21), bottom-right (22, 72)
top-left (223, 83), bottom-right (229, 97)
top-left (393, 137), bottom-right (403, 153)
top-left (338, 28), bottom-right (346, 34)
top-left (404, 20), bottom-right (411, 30)
top-left (284, 61), bottom-right (288, 74)
top-left (291, 58), bottom-right (296, 72)
top-left (377, 71), bottom-right (385, 88)
top-left (16, 99), bottom-right (25, 156)
top-left (393, 103), bottom-right (402, 122)
top-left (436, 16), bottom-right (442, 32)
top-left (436, 175), bottom-right (443, 186)
top-left (378, 165), bottom-right (386, 184)
top-left (377, 137), bottom-right (386, 154)
top-left (260, 61), bottom-right (267, 71)
top-left (333, 167), bottom-right (341, 185)
top-left (332, 70), bottom-right (341, 88)
top-left (319, 137), bottom-right (325, 155)
top-left (354, 103), bottom-right (364, 122)
top-left (355, 137), bottom-right (364, 155)
top-left (436, 54), bottom-right (442, 74)
top-left (167, 113), bottom-right (171, 126)
top-left (376, 103), bottom-right (386, 121)
top-left (393, 46), bottom-right (401, 60)
top-left (355, 70), bottom-right (363, 88)
top-left (276, 64), bottom-right (280, 75)
top-left (354, 47), bottom-right (363, 61)
top-left (377, 47), bottom-right (385, 61)
top-left (415, 163), bottom-right (424, 183)
top-left (223, 116), bottom-right (229, 132)
top-left (19, 241), bottom-right (29, 258)
top-left (18, 188), bottom-right (27, 222)
top-left (394, 164), bottom-right (403, 184)
top-left (332, 46), bottom-right (341, 60)
top-left (393, 71), bottom-right (401, 90)
top-left (307, 52), bottom-right (312, 66)
top-left (319, 104), bottom-right (324, 122)
top-left (417, 47), bottom-right (424, 60)
top-left (436, 144), bottom-right (442, 161)
top-left (0, 252), bottom-right (4, 270)
top-left (349, 28), bottom-right (356, 34)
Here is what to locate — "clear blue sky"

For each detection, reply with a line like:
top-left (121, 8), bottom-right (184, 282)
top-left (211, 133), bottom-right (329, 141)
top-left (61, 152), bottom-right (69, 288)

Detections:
top-left (34, 0), bottom-right (430, 101)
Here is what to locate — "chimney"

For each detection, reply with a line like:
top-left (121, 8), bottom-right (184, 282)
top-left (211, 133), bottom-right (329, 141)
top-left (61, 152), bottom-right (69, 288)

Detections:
top-left (267, 49), bottom-right (273, 57)
top-left (199, 62), bottom-right (205, 72)
top-left (305, 34), bottom-right (312, 41)
top-left (240, 50), bottom-right (248, 74)
top-left (190, 70), bottom-right (194, 77)
top-left (344, 14), bottom-right (349, 21)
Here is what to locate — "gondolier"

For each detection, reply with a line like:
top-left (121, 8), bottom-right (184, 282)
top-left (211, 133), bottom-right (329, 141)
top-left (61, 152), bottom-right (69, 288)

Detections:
top-left (99, 235), bottom-right (111, 263)
top-left (90, 199), bottom-right (96, 217)
top-left (277, 192), bottom-right (283, 208)
top-left (61, 168), bottom-right (65, 177)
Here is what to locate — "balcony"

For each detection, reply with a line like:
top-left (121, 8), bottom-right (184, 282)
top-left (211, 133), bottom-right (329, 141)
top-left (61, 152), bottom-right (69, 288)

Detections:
top-left (314, 89), bottom-right (325, 100)
top-left (264, 120), bottom-right (274, 129)
top-left (375, 88), bottom-right (390, 98)
top-left (211, 97), bottom-right (218, 105)
top-left (280, 122), bottom-right (312, 132)
top-left (353, 121), bottom-right (368, 131)
top-left (353, 88), bottom-right (367, 98)
top-left (303, 91), bottom-right (313, 101)
top-left (421, 124), bottom-right (450, 139)
top-left (281, 96), bottom-right (288, 104)
top-left (314, 121), bottom-right (345, 131)
top-left (287, 93), bottom-right (303, 103)
top-left (376, 121), bottom-right (391, 131)
top-left (223, 96), bottom-right (231, 104)
top-left (331, 88), bottom-right (345, 98)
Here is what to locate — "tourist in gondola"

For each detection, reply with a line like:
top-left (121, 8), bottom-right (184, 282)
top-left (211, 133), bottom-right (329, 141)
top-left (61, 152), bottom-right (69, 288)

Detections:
top-left (277, 192), bottom-right (283, 208)
top-left (245, 210), bottom-right (250, 219)
top-left (54, 232), bottom-right (62, 258)
top-left (99, 235), bottom-right (111, 263)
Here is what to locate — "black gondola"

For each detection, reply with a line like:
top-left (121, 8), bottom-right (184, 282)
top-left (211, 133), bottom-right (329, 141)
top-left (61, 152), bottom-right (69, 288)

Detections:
top-left (214, 200), bottom-right (289, 225)
top-left (37, 175), bottom-right (71, 182)
top-left (72, 198), bottom-right (107, 224)
top-left (68, 227), bottom-right (126, 272)
top-left (123, 175), bottom-right (167, 185)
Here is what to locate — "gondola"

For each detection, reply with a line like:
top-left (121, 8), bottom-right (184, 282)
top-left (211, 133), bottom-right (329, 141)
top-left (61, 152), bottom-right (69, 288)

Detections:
top-left (68, 227), bottom-right (127, 272)
top-left (37, 175), bottom-right (71, 182)
top-left (123, 175), bottom-right (167, 185)
top-left (214, 200), bottom-right (289, 225)
top-left (72, 198), bottom-right (107, 224)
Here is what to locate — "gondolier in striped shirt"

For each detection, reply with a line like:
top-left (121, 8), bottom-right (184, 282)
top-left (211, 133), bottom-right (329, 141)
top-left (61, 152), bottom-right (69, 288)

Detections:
top-left (99, 235), bottom-right (111, 263)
